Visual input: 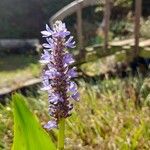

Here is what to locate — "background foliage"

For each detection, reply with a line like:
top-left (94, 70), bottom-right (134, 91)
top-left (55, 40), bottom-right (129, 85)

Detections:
top-left (0, 0), bottom-right (149, 39)
top-left (0, 0), bottom-right (74, 38)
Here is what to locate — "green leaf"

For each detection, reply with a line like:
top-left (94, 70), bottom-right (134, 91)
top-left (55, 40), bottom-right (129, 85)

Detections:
top-left (12, 93), bottom-right (56, 150)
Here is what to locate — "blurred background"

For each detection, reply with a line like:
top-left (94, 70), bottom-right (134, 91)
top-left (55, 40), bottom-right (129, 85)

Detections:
top-left (0, 0), bottom-right (150, 150)
top-left (0, 0), bottom-right (149, 39)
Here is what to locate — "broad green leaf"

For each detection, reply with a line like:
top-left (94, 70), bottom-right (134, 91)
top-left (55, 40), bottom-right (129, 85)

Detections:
top-left (12, 93), bottom-right (56, 150)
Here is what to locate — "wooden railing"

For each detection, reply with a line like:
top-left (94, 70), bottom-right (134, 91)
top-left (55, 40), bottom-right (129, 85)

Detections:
top-left (50, 0), bottom-right (144, 60)
top-left (50, 0), bottom-right (102, 22)
top-left (50, 0), bottom-right (103, 52)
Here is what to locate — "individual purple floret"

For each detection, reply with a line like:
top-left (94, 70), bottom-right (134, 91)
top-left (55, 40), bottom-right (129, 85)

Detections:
top-left (40, 21), bottom-right (79, 130)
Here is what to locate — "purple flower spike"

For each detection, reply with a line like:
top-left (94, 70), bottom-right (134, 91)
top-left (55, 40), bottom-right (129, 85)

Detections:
top-left (44, 120), bottom-right (57, 130)
top-left (40, 21), bottom-right (79, 129)
top-left (41, 76), bottom-right (52, 91)
top-left (53, 21), bottom-right (70, 38)
top-left (68, 67), bottom-right (78, 78)
top-left (40, 50), bottom-right (51, 64)
top-left (63, 53), bottom-right (75, 65)
top-left (65, 36), bottom-right (76, 48)
top-left (69, 82), bottom-right (77, 93)
top-left (71, 92), bottom-right (80, 101)
top-left (48, 94), bottom-right (61, 104)
top-left (41, 24), bottom-right (53, 37)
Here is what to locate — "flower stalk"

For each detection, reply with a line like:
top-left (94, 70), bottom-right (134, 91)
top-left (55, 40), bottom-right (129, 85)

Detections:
top-left (57, 118), bottom-right (65, 150)
top-left (40, 20), bottom-right (79, 148)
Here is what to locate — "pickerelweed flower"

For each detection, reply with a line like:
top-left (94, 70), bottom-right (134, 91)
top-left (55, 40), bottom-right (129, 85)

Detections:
top-left (40, 21), bottom-right (79, 130)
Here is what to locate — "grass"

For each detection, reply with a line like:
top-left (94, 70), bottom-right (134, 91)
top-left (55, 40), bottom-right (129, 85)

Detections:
top-left (0, 54), bottom-right (115, 94)
top-left (0, 54), bottom-right (41, 90)
top-left (80, 56), bottom-right (116, 76)
top-left (0, 77), bottom-right (150, 150)
top-left (0, 53), bottom-right (149, 150)
top-left (66, 79), bottom-right (150, 150)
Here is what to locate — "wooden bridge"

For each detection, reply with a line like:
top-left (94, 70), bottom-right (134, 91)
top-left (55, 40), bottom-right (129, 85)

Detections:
top-left (0, 38), bottom-right (149, 100)
top-left (50, 0), bottom-right (150, 62)
top-left (81, 39), bottom-right (150, 64)
top-left (50, 0), bottom-right (103, 51)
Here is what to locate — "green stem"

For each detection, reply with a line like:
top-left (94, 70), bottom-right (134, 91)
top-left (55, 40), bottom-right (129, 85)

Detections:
top-left (57, 118), bottom-right (65, 150)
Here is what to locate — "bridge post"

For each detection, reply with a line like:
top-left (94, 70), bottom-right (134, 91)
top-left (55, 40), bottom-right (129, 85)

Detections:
top-left (103, 0), bottom-right (112, 51)
top-left (76, 1), bottom-right (84, 57)
top-left (134, 0), bottom-right (142, 57)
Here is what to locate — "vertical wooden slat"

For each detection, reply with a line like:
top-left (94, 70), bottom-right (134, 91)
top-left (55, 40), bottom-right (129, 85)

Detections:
top-left (103, 0), bottom-right (111, 51)
top-left (134, 0), bottom-right (142, 57)
top-left (77, 2), bottom-right (83, 56)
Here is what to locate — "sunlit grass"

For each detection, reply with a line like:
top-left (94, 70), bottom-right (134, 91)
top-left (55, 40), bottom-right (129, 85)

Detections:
top-left (65, 79), bottom-right (150, 150)
top-left (0, 54), bottom-right (41, 89)
top-left (0, 78), bottom-right (150, 150)
top-left (81, 56), bottom-right (116, 76)
top-left (0, 53), bottom-right (149, 150)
